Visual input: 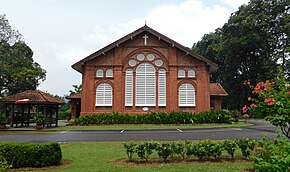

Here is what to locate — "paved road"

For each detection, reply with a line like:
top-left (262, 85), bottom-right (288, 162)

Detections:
top-left (0, 120), bottom-right (279, 142)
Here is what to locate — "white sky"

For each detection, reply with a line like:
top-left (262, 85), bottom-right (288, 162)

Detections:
top-left (0, 0), bottom-right (249, 96)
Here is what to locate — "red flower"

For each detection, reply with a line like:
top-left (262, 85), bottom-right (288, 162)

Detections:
top-left (250, 103), bottom-right (257, 108)
top-left (248, 97), bottom-right (251, 101)
top-left (242, 105), bottom-right (247, 113)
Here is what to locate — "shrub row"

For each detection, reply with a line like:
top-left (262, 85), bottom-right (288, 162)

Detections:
top-left (0, 142), bottom-right (62, 168)
top-left (124, 136), bottom-right (290, 171)
top-left (75, 110), bottom-right (233, 125)
top-left (123, 138), bottom-right (256, 162)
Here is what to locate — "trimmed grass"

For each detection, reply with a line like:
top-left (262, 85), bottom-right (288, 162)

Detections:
top-left (31, 142), bottom-right (252, 172)
top-left (49, 122), bottom-right (252, 131)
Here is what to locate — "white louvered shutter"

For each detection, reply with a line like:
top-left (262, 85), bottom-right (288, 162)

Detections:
top-left (136, 63), bottom-right (156, 106)
top-left (158, 69), bottom-right (166, 106)
top-left (179, 83), bottom-right (195, 106)
top-left (96, 83), bottom-right (112, 106)
top-left (125, 69), bottom-right (133, 106)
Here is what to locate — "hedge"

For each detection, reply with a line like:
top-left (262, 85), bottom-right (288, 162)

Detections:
top-left (74, 110), bottom-right (233, 125)
top-left (0, 142), bottom-right (62, 168)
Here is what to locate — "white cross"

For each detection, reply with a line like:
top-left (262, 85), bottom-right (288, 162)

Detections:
top-left (143, 34), bottom-right (148, 45)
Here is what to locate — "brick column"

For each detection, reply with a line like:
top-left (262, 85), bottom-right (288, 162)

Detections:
top-left (168, 47), bottom-right (178, 112)
top-left (113, 47), bottom-right (123, 112)
top-left (81, 65), bottom-right (95, 115)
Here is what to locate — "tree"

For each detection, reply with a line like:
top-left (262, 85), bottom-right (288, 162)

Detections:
top-left (193, 0), bottom-right (289, 110)
top-left (69, 84), bottom-right (82, 95)
top-left (0, 14), bottom-right (46, 97)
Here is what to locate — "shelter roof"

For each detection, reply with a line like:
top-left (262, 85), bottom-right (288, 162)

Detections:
top-left (0, 90), bottom-right (65, 104)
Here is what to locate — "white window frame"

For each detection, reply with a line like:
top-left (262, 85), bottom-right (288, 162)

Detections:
top-left (136, 62), bottom-right (156, 106)
top-left (96, 69), bottom-right (103, 78)
top-left (188, 69), bottom-right (195, 78)
top-left (106, 69), bottom-right (113, 77)
top-left (96, 83), bottom-right (112, 106)
top-left (179, 83), bottom-right (195, 107)
top-left (158, 69), bottom-right (166, 106)
top-left (125, 69), bottom-right (133, 106)
top-left (178, 69), bottom-right (185, 78)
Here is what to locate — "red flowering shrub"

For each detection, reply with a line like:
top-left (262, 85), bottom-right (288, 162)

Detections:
top-left (244, 69), bottom-right (290, 139)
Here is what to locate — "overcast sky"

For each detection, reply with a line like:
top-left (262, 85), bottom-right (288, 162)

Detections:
top-left (1, 0), bottom-right (249, 96)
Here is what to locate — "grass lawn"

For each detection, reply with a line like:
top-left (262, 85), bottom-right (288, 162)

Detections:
top-left (26, 142), bottom-right (252, 172)
top-left (49, 122), bottom-right (252, 131)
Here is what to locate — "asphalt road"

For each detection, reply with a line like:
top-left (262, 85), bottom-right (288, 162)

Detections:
top-left (0, 120), bottom-right (279, 142)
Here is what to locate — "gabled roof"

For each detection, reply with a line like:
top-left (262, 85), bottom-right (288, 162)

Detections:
top-left (72, 25), bottom-right (219, 73)
top-left (0, 90), bottom-right (65, 104)
top-left (209, 83), bottom-right (228, 97)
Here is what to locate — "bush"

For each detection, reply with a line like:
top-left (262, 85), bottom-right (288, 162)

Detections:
top-left (135, 142), bottom-right (158, 162)
top-left (123, 142), bottom-right (137, 162)
top-left (223, 139), bottom-right (238, 159)
top-left (252, 135), bottom-right (290, 172)
top-left (0, 155), bottom-right (12, 171)
top-left (0, 142), bottom-right (62, 168)
top-left (171, 141), bottom-right (191, 160)
top-left (237, 137), bottom-right (256, 158)
top-left (75, 110), bottom-right (234, 125)
top-left (156, 143), bottom-right (173, 162)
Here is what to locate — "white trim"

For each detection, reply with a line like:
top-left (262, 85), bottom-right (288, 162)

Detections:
top-left (106, 69), bottom-right (113, 77)
top-left (178, 69), bottom-right (185, 78)
top-left (188, 69), bottom-right (195, 78)
top-left (96, 69), bottom-right (103, 77)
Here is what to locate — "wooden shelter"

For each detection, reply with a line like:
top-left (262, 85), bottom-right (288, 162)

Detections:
top-left (0, 90), bottom-right (65, 127)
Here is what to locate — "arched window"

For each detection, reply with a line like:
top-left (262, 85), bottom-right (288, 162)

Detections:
top-left (188, 69), bottom-right (195, 78)
top-left (96, 69), bottom-right (103, 77)
top-left (125, 69), bottom-right (133, 106)
top-left (179, 83), bottom-right (195, 106)
top-left (96, 83), bottom-right (112, 106)
top-left (106, 69), bottom-right (113, 77)
top-left (158, 69), bottom-right (166, 106)
top-left (136, 63), bottom-right (155, 106)
top-left (178, 69), bottom-right (185, 78)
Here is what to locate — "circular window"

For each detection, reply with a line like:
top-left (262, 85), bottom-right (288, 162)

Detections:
top-left (147, 54), bottom-right (155, 61)
top-left (155, 59), bottom-right (163, 66)
top-left (129, 59), bottom-right (137, 66)
top-left (136, 54), bottom-right (145, 61)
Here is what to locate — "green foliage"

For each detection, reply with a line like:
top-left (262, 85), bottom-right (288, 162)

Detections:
top-left (237, 137), bottom-right (256, 158)
top-left (0, 142), bottom-right (62, 168)
top-left (190, 140), bottom-right (223, 160)
top-left (123, 142), bottom-right (137, 162)
top-left (252, 135), bottom-right (290, 172)
top-left (74, 110), bottom-right (233, 125)
top-left (156, 143), bottom-right (172, 162)
top-left (223, 139), bottom-right (238, 159)
top-left (0, 155), bottom-right (12, 172)
top-left (135, 142), bottom-right (158, 162)
top-left (171, 141), bottom-right (191, 160)
top-left (34, 113), bottom-right (45, 125)
top-left (0, 113), bottom-right (7, 124)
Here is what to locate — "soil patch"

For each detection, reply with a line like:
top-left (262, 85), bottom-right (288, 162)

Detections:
top-left (115, 156), bottom-right (251, 166)
top-left (9, 160), bottom-right (72, 171)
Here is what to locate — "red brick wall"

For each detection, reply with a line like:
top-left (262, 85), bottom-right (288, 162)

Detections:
top-left (80, 32), bottom-right (211, 115)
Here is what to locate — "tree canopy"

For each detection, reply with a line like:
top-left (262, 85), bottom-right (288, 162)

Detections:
top-left (193, 0), bottom-right (290, 110)
top-left (0, 14), bottom-right (46, 97)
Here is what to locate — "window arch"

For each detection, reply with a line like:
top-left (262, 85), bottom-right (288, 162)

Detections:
top-left (179, 83), bottom-right (195, 106)
top-left (125, 69), bottom-right (133, 106)
top-left (158, 69), bottom-right (166, 106)
top-left (96, 69), bottom-right (103, 77)
top-left (188, 69), bottom-right (195, 78)
top-left (106, 69), bottom-right (113, 77)
top-left (96, 83), bottom-right (112, 106)
top-left (136, 63), bottom-right (156, 106)
top-left (178, 69), bottom-right (185, 78)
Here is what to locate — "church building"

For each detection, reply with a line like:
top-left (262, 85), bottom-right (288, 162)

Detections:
top-left (69, 25), bottom-right (227, 118)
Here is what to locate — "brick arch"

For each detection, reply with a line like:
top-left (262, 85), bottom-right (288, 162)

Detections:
top-left (123, 48), bottom-right (168, 72)
top-left (177, 79), bottom-right (197, 91)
